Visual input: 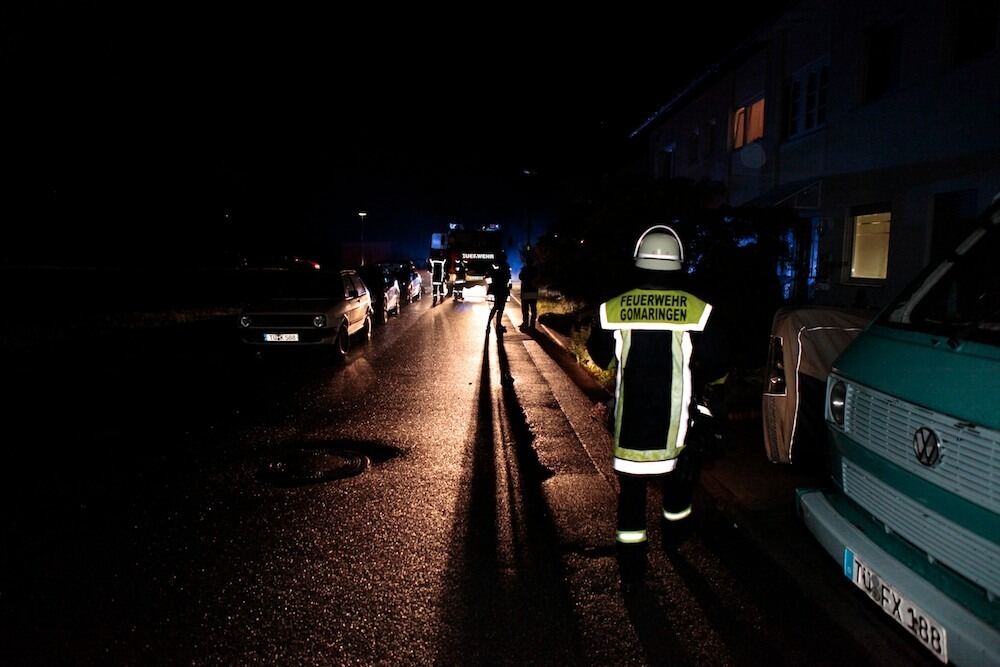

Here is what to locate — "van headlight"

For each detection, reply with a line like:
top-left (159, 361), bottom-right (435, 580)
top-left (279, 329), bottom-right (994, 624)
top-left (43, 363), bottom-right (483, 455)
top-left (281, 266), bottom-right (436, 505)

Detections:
top-left (829, 380), bottom-right (847, 425)
top-left (240, 316), bottom-right (252, 328)
top-left (313, 315), bottom-right (326, 328)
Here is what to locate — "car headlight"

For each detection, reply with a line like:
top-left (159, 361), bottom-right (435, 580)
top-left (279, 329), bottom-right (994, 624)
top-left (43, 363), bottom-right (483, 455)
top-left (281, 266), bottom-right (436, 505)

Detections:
top-left (240, 315), bottom-right (252, 328)
top-left (313, 315), bottom-right (326, 328)
top-left (829, 380), bottom-right (847, 426)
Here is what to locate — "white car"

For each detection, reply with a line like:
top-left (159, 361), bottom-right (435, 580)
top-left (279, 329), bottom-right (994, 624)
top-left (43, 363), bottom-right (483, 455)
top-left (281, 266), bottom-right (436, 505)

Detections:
top-left (762, 305), bottom-right (872, 467)
top-left (361, 265), bottom-right (402, 324)
top-left (401, 267), bottom-right (423, 303)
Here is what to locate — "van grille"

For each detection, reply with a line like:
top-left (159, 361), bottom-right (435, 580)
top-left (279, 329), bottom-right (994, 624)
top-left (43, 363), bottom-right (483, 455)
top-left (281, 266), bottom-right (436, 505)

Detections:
top-left (844, 383), bottom-right (1000, 515)
top-left (843, 460), bottom-right (1000, 598)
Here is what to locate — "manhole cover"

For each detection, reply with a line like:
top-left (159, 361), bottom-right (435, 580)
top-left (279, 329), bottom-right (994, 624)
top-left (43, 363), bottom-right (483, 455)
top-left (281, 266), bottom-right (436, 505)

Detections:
top-left (257, 439), bottom-right (400, 487)
top-left (260, 448), bottom-right (368, 487)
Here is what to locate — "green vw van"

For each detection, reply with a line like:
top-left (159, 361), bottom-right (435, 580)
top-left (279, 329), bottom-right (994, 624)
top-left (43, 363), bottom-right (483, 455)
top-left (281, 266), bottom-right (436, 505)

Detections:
top-left (798, 194), bottom-right (1000, 665)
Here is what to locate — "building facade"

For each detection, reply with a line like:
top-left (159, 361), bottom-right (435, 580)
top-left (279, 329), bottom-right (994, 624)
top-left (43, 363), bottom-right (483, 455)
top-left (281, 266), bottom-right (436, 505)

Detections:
top-left (638, 0), bottom-right (1000, 308)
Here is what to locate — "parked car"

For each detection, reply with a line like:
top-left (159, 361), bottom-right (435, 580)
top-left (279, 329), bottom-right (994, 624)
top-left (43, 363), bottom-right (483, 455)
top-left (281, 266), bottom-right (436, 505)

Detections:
top-left (397, 263), bottom-right (423, 303)
top-left (799, 193), bottom-right (1000, 665)
top-left (761, 306), bottom-right (872, 470)
top-left (238, 268), bottom-right (372, 359)
top-left (360, 265), bottom-right (401, 324)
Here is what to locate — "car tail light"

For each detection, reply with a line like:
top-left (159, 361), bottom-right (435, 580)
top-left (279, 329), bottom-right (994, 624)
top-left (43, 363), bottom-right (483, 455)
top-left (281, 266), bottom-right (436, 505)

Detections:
top-left (765, 335), bottom-right (786, 395)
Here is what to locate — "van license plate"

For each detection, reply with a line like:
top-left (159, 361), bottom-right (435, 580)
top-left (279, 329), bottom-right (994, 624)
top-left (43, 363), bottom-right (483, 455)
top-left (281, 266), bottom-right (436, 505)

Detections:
top-left (844, 548), bottom-right (947, 663)
top-left (264, 333), bottom-right (299, 342)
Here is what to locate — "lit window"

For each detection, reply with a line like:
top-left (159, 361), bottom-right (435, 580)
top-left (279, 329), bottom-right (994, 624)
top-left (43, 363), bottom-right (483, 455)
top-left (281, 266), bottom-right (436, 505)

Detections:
top-left (733, 97), bottom-right (765, 149)
top-left (850, 211), bottom-right (891, 279)
top-left (733, 108), bottom-right (746, 148)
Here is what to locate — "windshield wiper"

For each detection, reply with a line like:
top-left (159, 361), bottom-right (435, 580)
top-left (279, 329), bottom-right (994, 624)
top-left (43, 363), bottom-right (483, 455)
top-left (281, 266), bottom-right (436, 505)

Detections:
top-left (947, 293), bottom-right (1000, 348)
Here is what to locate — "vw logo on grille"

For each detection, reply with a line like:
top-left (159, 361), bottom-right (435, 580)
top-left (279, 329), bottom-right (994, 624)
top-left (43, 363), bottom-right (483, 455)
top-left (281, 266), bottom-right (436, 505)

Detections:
top-left (912, 427), bottom-right (942, 467)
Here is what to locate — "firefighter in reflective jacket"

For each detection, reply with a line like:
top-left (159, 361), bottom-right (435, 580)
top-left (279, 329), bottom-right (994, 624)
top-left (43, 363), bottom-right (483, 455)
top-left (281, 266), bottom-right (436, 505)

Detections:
top-left (453, 257), bottom-right (467, 301)
top-left (430, 253), bottom-right (447, 305)
top-left (586, 225), bottom-right (728, 592)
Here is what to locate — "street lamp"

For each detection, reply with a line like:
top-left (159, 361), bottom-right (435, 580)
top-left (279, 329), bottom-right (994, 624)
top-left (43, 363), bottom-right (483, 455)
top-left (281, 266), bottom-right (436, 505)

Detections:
top-left (358, 211), bottom-right (367, 266)
top-left (520, 168), bottom-right (536, 249)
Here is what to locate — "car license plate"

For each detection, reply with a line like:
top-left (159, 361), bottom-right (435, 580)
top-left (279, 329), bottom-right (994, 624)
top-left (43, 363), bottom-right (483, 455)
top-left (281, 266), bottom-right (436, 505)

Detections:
top-left (264, 333), bottom-right (299, 342)
top-left (844, 548), bottom-right (947, 663)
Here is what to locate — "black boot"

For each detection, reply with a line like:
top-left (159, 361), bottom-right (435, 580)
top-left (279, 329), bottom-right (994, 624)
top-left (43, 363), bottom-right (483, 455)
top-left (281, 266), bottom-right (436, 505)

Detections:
top-left (616, 542), bottom-right (647, 593)
top-left (660, 513), bottom-right (695, 551)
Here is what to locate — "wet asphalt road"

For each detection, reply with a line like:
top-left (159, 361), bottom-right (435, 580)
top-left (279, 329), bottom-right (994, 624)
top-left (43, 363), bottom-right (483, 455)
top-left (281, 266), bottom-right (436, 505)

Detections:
top-left (0, 291), bottom-right (940, 665)
top-left (1, 293), bottom-right (580, 665)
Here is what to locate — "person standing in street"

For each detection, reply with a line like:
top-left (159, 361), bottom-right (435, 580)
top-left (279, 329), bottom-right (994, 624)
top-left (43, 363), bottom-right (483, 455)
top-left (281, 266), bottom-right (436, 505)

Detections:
top-left (453, 257), bottom-right (467, 301)
top-left (485, 254), bottom-right (512, 335)
top-left (430, 252), bottom-right (447, 305)
top-left (586, 225), bottom-right (728, 593)
top-left (518, 255), bottom-right (539, 330)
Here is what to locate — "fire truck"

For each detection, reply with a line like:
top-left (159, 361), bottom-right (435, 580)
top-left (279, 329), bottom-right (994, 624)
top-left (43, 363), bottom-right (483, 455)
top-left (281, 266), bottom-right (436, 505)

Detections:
top-left (430, 223), bottom-right (505, 298)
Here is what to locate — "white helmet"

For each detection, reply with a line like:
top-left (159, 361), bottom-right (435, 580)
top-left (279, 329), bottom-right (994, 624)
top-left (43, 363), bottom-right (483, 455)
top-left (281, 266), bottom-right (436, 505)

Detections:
top-left (633, 225), bottom-right (684, 271)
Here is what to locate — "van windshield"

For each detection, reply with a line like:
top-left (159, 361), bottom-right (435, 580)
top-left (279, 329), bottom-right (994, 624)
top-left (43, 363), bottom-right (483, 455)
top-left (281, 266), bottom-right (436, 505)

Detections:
top-left (882, 212), bottom-right (1000, 347)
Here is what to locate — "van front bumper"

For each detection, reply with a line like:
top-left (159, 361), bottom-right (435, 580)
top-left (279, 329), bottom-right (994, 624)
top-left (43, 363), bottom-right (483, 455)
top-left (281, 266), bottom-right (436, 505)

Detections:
top-left (798, 488), bottom-right (1000, 666)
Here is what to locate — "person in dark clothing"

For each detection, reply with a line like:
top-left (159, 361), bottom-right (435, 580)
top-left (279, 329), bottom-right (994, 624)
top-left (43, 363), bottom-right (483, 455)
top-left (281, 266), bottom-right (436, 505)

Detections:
top-left (485, 256), bottom-right (512, 335)
top-left (453, 258), bottom-right (467, 301)
top-left (430, 253), bottom-right (447, 305)
top-left (586, 225), bottom-right (729, 593)
top-left (518, 257), bottom-right (539, 330)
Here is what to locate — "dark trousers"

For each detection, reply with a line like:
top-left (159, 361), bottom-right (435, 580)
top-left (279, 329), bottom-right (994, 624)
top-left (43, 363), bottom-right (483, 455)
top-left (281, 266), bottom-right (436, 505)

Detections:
top-left (489, 293), bottom-right (508, 328)
top-left (615, 450), bottom-right (698, 583)
top-left (521, 298), bottom-right (537, 327)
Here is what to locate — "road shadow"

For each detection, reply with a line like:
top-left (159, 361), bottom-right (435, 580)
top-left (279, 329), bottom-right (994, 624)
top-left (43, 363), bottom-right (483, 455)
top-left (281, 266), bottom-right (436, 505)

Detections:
top-left (622, 585), bottom-right (694, 667)
top-left (658, 502), bottom-right (882, 667)
top-left (435, 325), bottom-right (583, 664)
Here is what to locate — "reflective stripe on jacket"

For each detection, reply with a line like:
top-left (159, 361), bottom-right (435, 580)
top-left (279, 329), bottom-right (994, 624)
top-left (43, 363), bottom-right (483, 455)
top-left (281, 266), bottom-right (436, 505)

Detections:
top-left (599, 288), bottom-right (713, 475)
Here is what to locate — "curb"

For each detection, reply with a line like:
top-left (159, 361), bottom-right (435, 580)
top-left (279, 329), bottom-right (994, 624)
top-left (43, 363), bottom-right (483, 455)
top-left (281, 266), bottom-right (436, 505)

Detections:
top-left (507, 303), bottom-right (940, 666)
top-left (500, 310), bottom-right (647, 665)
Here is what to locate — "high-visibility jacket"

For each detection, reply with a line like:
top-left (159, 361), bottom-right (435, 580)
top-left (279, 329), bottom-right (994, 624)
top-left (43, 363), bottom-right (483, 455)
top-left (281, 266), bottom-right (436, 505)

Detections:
top-left (597, 287), bottom-right (715, 475)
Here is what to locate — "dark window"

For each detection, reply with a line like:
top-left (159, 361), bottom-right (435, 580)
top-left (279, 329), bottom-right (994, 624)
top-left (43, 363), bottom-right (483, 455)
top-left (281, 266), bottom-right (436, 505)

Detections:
top-left (805, 72), bottom-right (818, 130)
top-left (787, 79), bottom-right (801, 137)
top-left (949, 1), bottom-right (999, 65)
top-left (932, 190), bottom-right (979, 259)
top-left (817, 67), bottom-right (828, 125)
top-left (787, 61), bottom-right (828, 138)
top-left (863, 25), bottom-right (900, 102)
top-left (688, 129), bottom-right (700, 166)
top-left (657, 145), bottom-right (675, 179)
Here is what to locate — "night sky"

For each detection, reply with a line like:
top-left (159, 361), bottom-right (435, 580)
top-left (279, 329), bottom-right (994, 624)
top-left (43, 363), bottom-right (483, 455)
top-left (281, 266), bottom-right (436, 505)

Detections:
top-left (3, 3), bottom-right (788, 267)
